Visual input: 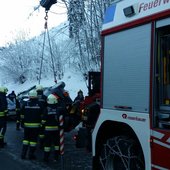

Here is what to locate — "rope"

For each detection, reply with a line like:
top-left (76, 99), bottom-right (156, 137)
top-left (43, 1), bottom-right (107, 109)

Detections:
top-left (45, 17), bottom-right (57, 83)
top-left (38, 10), bottom-right (57, 84)
top-left (38, 24), bottom-right (47, 84)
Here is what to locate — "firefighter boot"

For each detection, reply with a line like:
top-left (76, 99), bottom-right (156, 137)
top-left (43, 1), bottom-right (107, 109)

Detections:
top-left (16, 121), bottom-right (20, 130)
top-left (39, 136), bottom-right (44, 150)
top-left (54, 150), bottom-right (59, 161)
top-left (29, 146), bottom-right (36, 160)
top-left (0, 138), bottom-right (4, 148)
top-left (21, 145), bottom-right (28, 159)
top-left (43, 152), bottom-right (50, 163)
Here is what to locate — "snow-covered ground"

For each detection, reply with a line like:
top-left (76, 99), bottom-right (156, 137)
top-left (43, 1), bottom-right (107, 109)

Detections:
top-left (2, 71), bottom-right (88, 101)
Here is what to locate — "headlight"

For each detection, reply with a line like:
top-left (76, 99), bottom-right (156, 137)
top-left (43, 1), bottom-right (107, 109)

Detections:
top-left (81, 108), bottom-right (88, 120)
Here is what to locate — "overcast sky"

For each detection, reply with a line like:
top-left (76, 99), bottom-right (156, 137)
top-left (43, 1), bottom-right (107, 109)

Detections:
top-left (0, 0), bottom-right (67, 46)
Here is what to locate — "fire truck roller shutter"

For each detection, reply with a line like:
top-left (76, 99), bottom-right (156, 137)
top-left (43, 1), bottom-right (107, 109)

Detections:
top-left (102, 23), bottom-right (151, 113)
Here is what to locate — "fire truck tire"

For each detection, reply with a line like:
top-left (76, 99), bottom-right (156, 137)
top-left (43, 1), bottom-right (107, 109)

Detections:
top-left (98, 135), bottom-right (145, 170)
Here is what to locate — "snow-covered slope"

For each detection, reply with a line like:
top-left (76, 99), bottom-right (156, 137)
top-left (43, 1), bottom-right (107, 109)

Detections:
top-left (4, 70), bottom-right (88, 101)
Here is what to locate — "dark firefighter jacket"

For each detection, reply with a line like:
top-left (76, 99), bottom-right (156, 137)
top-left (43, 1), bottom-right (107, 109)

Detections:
top-left (21, 98), bottom-right (43, 128)
top-left (0, 92), bottom-right (8, 123)
top-left (15, 98), bottom-right (21, 124)
top-left (42, 104), bottom-right (61, 131)
top-left (8, 92), bottom-right (16, 103)
top-left (16, 98), bottom-right (20, 111)
top-left (37, 91), bottom-right (47, 112)
top-left (37, 91), bottom-right (47, 104)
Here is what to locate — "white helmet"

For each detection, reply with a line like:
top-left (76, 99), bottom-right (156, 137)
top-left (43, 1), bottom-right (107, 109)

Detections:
top-left (0, 86), bottom-right (8, 93)
top-left (29, 90), bottom-right (37, 98)
top-left (0, 87), bottom-right (5, 93)
top-left (47, 94), bottom-right (58, 104)
top-left (36, 85), bottom-right (43, 91)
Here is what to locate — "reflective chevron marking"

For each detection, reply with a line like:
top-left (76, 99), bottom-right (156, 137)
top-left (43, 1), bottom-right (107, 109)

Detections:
top-left (153, 139), bottom-right (170, 149)
top-left (167, 137), bottom-right (170, 144)
top-left (151, 130), bottom-right (164, 139)
top-left (152, 164), bottom-right (169, 170)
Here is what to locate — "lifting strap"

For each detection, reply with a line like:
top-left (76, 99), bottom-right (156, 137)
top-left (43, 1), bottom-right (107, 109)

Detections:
top-left (38, 11), bottom-right (57, 84)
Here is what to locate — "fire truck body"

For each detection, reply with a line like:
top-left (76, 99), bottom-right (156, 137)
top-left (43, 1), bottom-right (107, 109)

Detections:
top-left (92, 0), bottom-right (170, 169)
top-left (75, 71), bottom-right (100, 150)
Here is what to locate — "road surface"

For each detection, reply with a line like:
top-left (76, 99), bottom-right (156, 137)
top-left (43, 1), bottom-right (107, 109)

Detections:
top-left (0, 120), bottom-right (92, 170)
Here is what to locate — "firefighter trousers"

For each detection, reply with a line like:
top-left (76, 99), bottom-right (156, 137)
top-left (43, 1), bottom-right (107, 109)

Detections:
top-left (16, 111), bottom-right (21, 130)
top-left (43, 130), bottom-right (60, 161)
top-left (0, 120), bottom-right (7, 147)
top-left (21, 127), bottom-right (39, 159)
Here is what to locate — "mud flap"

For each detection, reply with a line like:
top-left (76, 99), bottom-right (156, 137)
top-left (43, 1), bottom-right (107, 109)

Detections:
top-left (75, 127), bottom-right (92, 152)
top-left (76, 127), bottom-right (88, 148)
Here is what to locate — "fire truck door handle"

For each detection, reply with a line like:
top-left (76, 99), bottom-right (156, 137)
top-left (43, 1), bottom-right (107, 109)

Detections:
top-left (114, 105), bottom-right (132, 110)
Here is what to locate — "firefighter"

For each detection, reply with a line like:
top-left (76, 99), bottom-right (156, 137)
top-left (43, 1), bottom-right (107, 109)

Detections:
top-left (36, 85), bottom-right (47, 149)
top-left (8, 90), bottom-right (16, 103)
top-left (74, 90), bottom-right (84, 103)
top-left (0, 87), bottom-right (8, 148)
top-left (68, 90), bottom-right (84, 129)
top-left (36, 85), bottom-right (47, 105)
top-left (15, 96), bottom-right (21, 130)
top-left (21, 90), bottom-right (43, 160)
top-left (42, 94), bottom-right (61, 162)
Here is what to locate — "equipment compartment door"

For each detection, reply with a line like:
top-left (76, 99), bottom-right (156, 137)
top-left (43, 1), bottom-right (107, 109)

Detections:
top-left (152, 19), bottom-right (170, 170)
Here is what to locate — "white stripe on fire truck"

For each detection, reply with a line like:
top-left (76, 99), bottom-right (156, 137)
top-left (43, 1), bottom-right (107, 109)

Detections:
top-left (152, 164), bottom-right (169, 170)
top-left (167, 137), bottom-right (170, 144)
top-left (151, 130), bottom-right (164, 139)
top-left (153, 139), bottom-right (170, 149)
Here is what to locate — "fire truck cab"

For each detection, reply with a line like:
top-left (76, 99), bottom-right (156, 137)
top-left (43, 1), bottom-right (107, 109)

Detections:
top-left (92, 0), bottom-right (170, 169)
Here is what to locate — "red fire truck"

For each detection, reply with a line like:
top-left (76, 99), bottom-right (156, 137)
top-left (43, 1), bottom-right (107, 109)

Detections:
top-left (92, 0), bottom-right (170, 169)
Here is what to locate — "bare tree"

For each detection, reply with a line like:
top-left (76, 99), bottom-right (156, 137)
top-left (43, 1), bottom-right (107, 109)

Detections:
top-left (65, 0), bottom-right (113, 74)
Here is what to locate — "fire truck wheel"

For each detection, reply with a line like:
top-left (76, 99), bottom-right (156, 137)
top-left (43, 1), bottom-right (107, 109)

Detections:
top-left (99, 135), bottom-right (145, 170)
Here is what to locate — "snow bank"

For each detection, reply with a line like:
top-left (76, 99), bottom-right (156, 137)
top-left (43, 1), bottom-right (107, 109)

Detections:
top-left (3, 71), bottom-right (88, 101)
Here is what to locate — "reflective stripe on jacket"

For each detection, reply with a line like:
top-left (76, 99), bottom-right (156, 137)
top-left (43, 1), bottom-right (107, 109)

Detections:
top-left (21, 98), bottom-right (42, 126)
top-left (0, 112), bottom-right (5, 117)
top-left (24, 122), bottom-right (41, 128)
top-left (45, 126), bottom-right (58, 131)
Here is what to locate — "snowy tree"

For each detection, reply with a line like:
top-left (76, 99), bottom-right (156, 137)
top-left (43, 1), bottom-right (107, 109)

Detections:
top-left (65, 0), bottom-right (113, 75)
top-left (0, 0), bottom-right (115, 84)
top-left (0, 31), bottom-right (43, 83)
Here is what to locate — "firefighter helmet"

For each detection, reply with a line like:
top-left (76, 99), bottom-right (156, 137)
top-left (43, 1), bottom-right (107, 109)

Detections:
top-left (63, 90), bottom-right (69, 97)
top-left (0, 87), bottom-right (5, 93)
top-left (0, 86), bottom-right (8, 93)
top-left (36, 85), bottom-right (43, 91)
top-left (4, 87), bottom-right (8, 93)
top-left (29, 90), bottom-right (37, 98)
top-left (47, 94), bottom-right (58, 104)
top-left (78, 90), bottom-right (83, 95)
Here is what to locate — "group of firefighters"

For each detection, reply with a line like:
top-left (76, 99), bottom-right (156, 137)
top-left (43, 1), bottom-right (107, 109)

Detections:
top-left (0, 85), bottom-right (84, 163)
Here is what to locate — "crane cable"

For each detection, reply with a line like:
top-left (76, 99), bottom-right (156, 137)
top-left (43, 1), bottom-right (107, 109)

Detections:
top-left (38, 13), bottom-right (46, 85)
top-left (38, 10), bottom-right (57, 84)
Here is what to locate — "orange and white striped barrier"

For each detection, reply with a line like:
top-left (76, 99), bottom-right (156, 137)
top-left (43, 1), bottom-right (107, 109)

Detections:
top-left (59, 115), bottom-right (64, 155)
